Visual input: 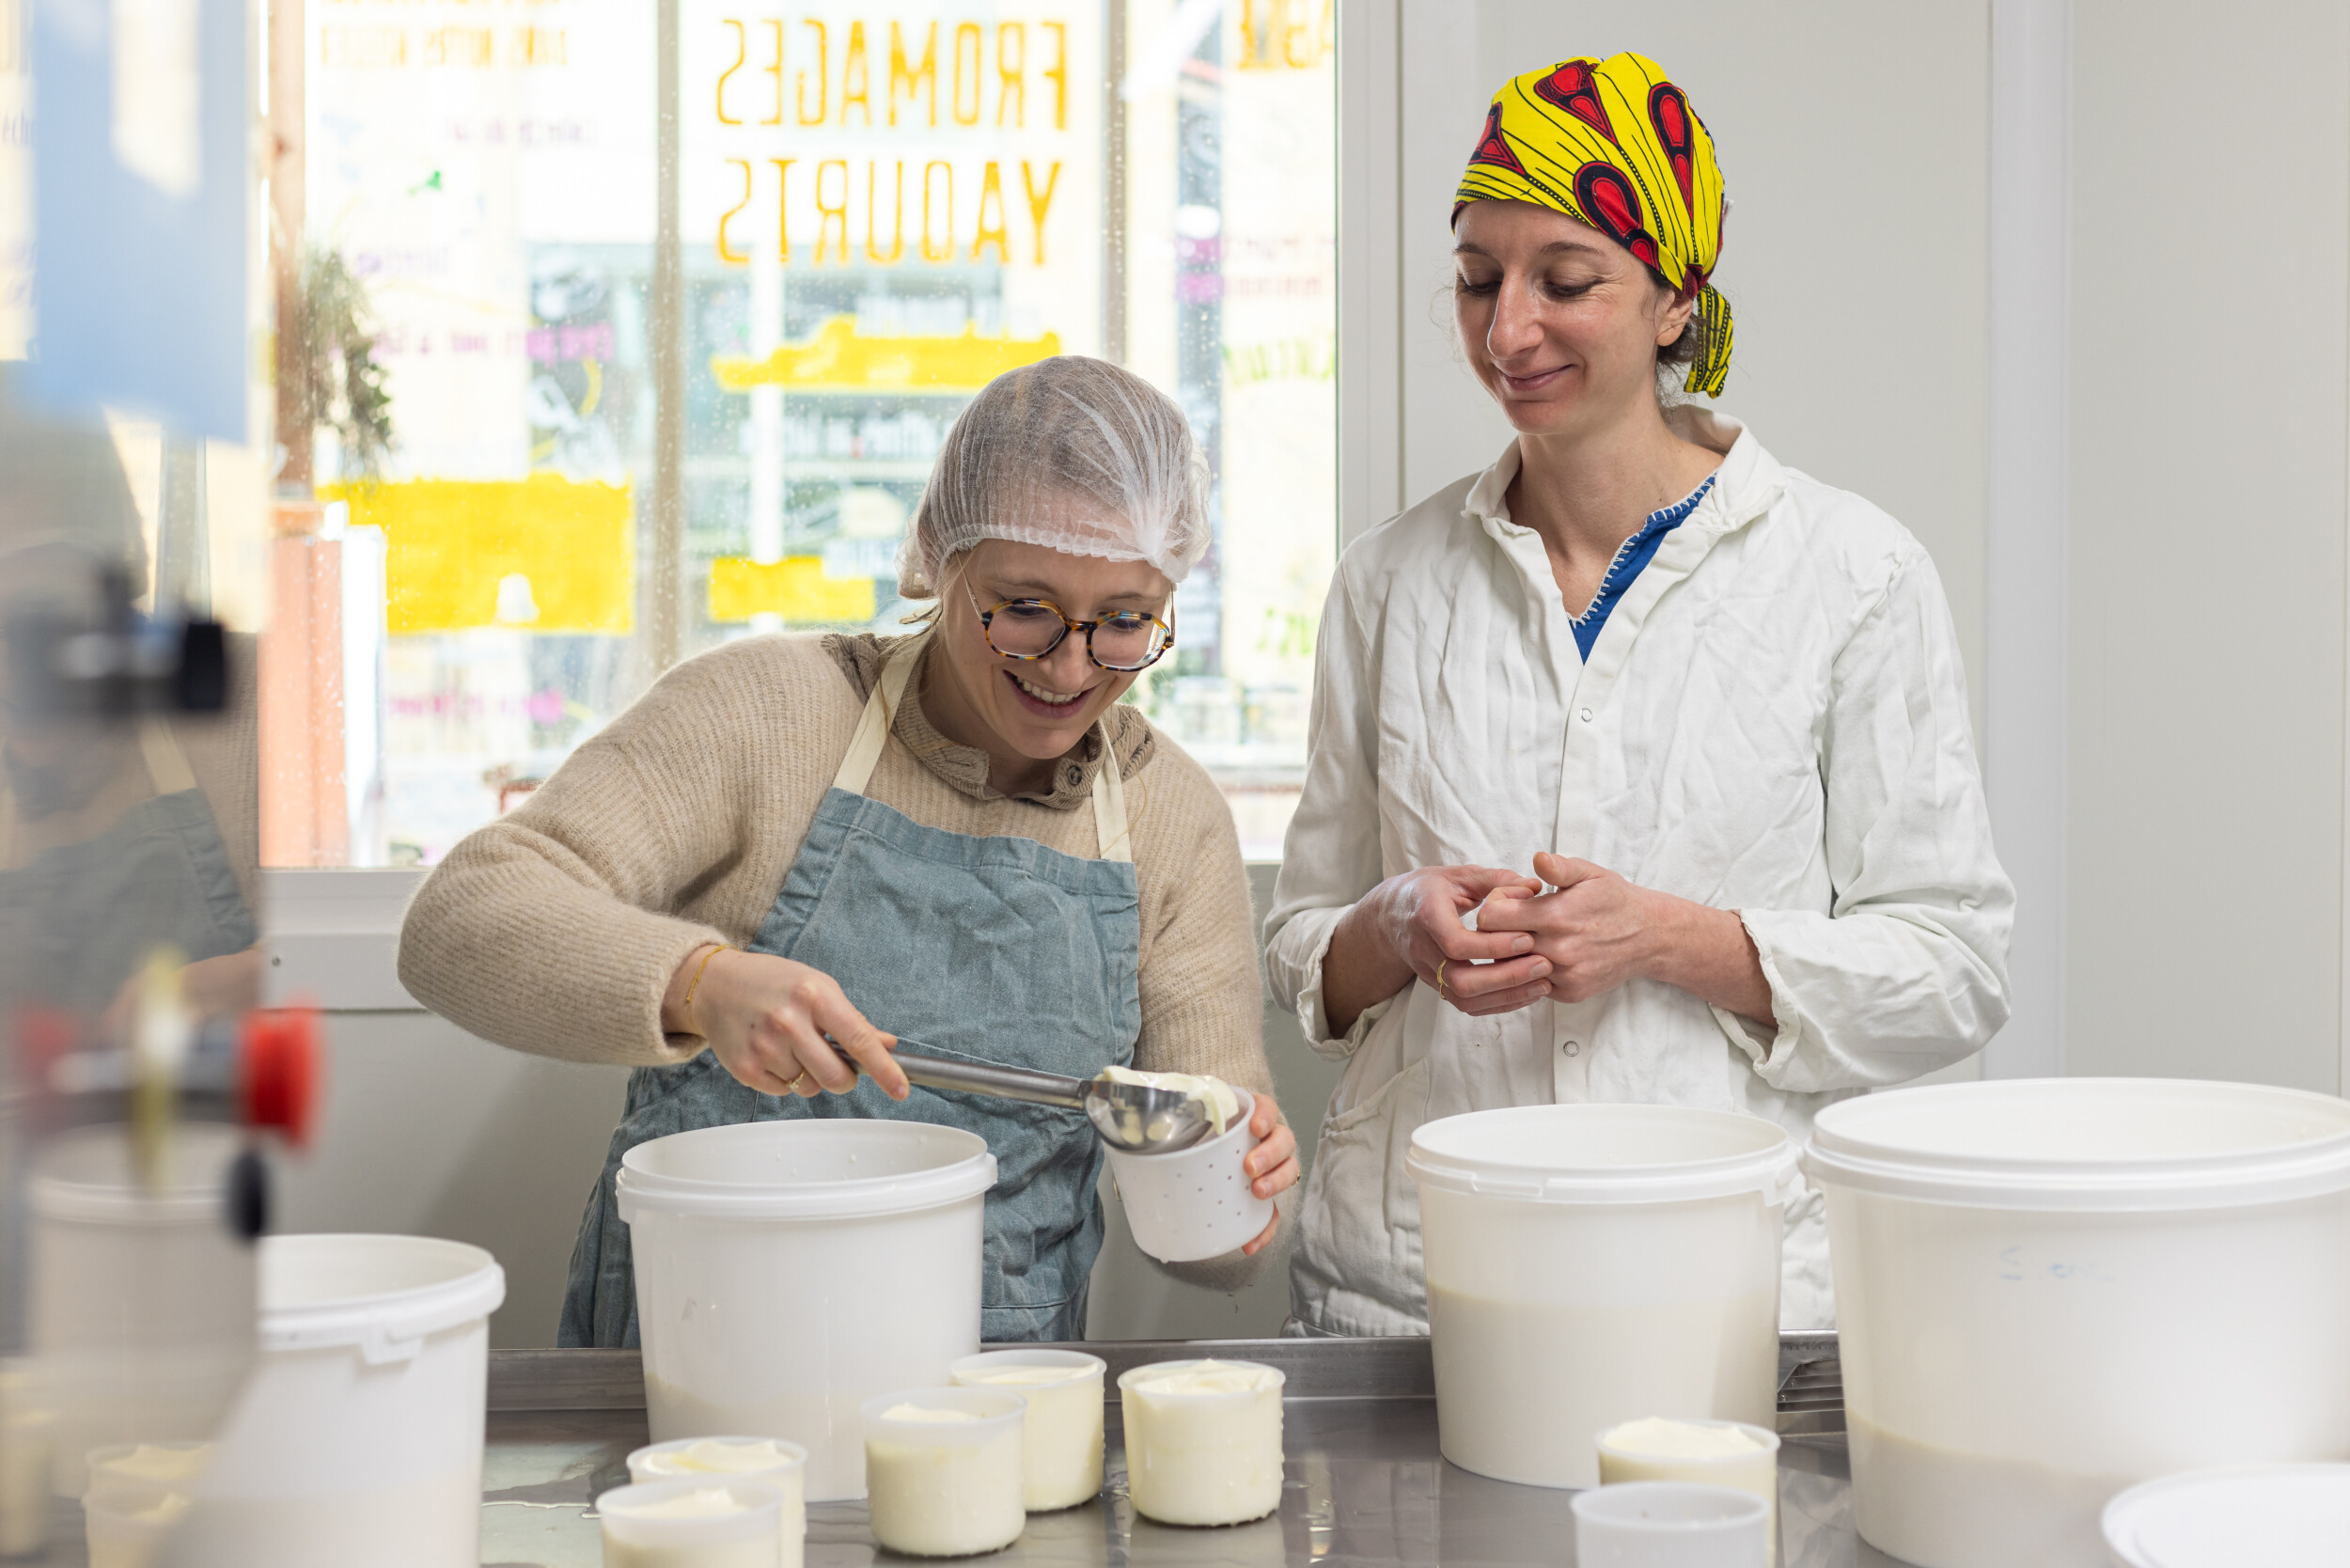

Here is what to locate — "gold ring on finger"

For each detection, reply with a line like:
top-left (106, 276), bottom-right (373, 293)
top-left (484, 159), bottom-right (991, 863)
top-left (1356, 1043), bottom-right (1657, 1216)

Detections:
top-left (784, 1069), bottom-right (811, 1094)
top-left (1435, 959), bottom-right (1449, 996)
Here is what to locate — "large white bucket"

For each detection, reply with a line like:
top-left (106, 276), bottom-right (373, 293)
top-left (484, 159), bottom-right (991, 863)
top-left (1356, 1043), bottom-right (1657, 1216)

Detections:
top-left (177, 1232), bottom-right (505, 1567)
top-left (618, 1119), bottom-right (995, 1502)
top-left (1805, 1078), bottom-right (2350, 1568)
top-left (1406, 1105), bottom-right (1798, 1489)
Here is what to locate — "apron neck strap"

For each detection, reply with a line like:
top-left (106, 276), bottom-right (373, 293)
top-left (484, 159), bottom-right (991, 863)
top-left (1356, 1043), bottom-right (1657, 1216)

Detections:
top-left (832, 631), bottom-right (1132, 863)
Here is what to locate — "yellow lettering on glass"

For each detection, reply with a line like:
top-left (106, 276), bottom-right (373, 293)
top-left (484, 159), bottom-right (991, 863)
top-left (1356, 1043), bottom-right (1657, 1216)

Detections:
top-left (839, 20), bottom-right (871, 125)
top-left (1238, 0), bottom-right (1332, 69)
top-left (921, 161), bottom-right (954, 261)
top-left (711, 315), bottom-right (1062, 393)
top-left (513, 26), bottom-right (564, 66)
top-left (760, 18), bottom-right (783, 125)
top-left (771, 158), bottom-right (797, 260)
top-left (716, 159), bottom-right (753, 263)
top-left (796, 19), bottom-right (827, 125)
top-left (867, 162), bottom-right (904, 263)
top-left (424, 25), bottom-right (494, 68)
top-left (813, 158), bottom-right (850, 263)
top-left (995, 23), bottom-right (1024, 128)
top-left (888, 20), bottom-right (937, 127)
top-left (713, 17), bottom-right (744, 124)
top-left (950, 22), bottom-right (981, 125)
top-left (970, 161), bottom-right (1009, 263)
top-left (1022, 161), bottom-right (1059, 264)
top-left (1042, 21), bottom-right (1066, 128)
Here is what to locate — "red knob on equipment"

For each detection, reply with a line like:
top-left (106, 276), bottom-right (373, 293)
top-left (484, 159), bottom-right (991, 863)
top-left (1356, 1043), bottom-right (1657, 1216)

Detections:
top-left (241, 1008), bottom-right (320, 1148)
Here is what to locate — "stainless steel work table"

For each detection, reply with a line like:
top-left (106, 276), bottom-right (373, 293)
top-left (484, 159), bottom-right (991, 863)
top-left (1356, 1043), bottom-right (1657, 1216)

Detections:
top-left (481, 1333), bottom-right (1913, 1566)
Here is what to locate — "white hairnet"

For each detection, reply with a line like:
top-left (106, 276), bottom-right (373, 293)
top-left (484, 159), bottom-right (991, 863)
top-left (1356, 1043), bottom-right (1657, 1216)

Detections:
top-left (897, 355), bottom-right (1211, 598)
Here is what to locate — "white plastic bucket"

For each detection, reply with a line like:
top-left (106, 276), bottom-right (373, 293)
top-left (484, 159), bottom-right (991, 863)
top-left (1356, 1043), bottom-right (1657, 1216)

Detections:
top-left (1101, 1088), bottom-right (1273, 1262)
top-left (27, 1125), bottom-right (257, 1497)
top-left (1806, 1079), bottom-right (2350, 1568)
top-left (174, 1232), bottom-right (504, 1567)
top-left (618, 1120), bottom-right (996, 1502)
top-left (2102, 1464), bottom-right (2350, 1568)
top-left (1407, 1104), bottom-right (1797, 1489)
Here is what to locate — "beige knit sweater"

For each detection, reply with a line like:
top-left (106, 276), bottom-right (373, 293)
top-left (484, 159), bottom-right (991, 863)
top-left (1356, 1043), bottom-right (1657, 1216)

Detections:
top-left (399, 632), bottom-right (1285, 1280)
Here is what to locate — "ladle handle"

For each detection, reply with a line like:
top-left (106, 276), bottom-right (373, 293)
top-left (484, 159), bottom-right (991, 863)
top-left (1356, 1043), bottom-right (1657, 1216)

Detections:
top-left (885, 1047), bottom-right (1088, 1110)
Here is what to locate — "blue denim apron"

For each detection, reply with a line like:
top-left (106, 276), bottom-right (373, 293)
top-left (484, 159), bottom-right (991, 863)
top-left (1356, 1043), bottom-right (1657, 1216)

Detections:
top-left (559, 635), bottom-right (1141, 1347)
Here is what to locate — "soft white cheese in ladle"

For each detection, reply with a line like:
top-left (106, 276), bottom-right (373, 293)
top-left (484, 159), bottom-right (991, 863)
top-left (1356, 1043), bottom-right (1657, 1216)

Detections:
top-left (1094, 1067), bottom-right (1242, 1135)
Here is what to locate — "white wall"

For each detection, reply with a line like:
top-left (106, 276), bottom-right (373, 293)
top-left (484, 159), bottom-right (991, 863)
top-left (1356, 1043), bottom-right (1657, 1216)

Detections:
top-left (1388, 2), bottom-right (1993, 725)
top-left (1366, 3), bottom-right (2350, 1094)
top-left (2063, 0), bottom-right (2350, 1090)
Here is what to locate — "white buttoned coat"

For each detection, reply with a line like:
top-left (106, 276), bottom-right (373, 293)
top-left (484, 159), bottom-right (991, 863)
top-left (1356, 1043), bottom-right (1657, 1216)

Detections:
top-left (1263, 408), bottom-right (2013, 1336)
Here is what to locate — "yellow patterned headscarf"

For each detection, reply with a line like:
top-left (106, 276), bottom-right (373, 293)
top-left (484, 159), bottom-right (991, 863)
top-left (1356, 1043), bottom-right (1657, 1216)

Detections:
top-left (1454, 54), bottom-right (1733, 398)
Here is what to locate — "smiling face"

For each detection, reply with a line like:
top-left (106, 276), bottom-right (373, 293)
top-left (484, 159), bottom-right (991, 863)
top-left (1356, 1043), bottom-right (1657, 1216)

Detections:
top-left (1452, 198), bottom-right (1696, 443)
top-left (927, 530), bottom-right (1174, 791)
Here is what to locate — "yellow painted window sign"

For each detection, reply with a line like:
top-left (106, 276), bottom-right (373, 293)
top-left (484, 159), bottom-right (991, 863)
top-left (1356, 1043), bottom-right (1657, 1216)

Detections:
top-left (324, 475), bottom-right (635, 635)
top-left (711, 314), bottom-right (1059, 394)
top-left (709, 557), bottom-right (877, 624)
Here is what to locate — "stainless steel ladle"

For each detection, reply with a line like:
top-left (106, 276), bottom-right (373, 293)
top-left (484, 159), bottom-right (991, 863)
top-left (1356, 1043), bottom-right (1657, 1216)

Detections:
top-left (865, 1046), bottom-right (1216, 1154)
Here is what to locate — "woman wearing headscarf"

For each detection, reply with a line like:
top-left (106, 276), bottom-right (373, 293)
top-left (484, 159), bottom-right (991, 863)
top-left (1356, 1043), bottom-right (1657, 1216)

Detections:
top-left (401, 357), bottom-right (1299, 1346)
top-left (1264, 54), bottom-right (2012, 1335)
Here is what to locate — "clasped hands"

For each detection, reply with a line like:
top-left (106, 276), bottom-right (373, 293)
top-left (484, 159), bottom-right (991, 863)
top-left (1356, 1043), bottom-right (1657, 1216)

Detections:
top-left (1355, 853), bottom-right (1771, 1024)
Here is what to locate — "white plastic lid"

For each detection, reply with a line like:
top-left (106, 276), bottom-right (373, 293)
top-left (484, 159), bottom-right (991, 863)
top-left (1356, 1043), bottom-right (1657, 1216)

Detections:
top-left (258, 1233), bottom-right (505, 1365)
top-left (617, 1119), bottom-right (996, 1222)
top-left (2103, 1465), bottom-right (2350, 1567)
top-left (1406, 1105), bottom-right (1800, 1206)
top-left (1805, 1079), bottom-right (2350, 1212)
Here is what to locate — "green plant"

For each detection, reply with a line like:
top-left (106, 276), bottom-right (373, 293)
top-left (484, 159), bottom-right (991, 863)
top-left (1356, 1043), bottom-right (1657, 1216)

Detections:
top-left (302, 245), bottom-right (394, 478)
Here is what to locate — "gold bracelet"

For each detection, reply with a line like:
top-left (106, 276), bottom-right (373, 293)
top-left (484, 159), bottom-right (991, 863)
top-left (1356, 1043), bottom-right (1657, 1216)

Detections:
top-left (682, 944), bottom-right (733, 1034)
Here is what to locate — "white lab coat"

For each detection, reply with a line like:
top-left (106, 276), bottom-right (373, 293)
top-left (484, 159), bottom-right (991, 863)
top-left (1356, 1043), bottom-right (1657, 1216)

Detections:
top-left (1263, 408), bottom-right (2013, 1336)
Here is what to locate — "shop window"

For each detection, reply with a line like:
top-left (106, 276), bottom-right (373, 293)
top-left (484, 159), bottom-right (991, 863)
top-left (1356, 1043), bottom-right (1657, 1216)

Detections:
top-left (252, 0), bottom-right (1334, 867)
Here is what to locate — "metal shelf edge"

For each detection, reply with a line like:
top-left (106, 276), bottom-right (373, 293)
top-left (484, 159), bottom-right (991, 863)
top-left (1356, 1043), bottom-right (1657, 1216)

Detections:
top-left (489, 1330), bottom-right (1843, 1418)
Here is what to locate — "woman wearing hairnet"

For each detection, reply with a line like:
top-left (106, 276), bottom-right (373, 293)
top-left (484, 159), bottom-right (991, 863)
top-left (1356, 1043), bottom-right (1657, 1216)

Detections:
top-left (1264, 55), bottom-right (2013, 1336)
top-left (401, 357), bottom-right (1299, 1346)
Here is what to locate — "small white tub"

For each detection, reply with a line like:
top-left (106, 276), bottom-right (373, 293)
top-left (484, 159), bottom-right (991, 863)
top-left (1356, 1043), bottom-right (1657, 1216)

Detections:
top-left (949, 1350), bottom-right (1104, 1512)
top-left (1571, 1482), bottom-right (1770, 1567)
top-left (627, 1436), bottom-right (807, 1568)
top-left (1116, 1359), bottom-right (1285, 1527)
top-left (1806, 1078), bottom-right (2350, 1568)
top-left (1101, 1089), bottom-right (1273, 1263)
top-left (618, 1120), bottom-right (995, 1502)
top-left (597, 1478), bottom-right (782, 1568)
top-left (182, 1232), bottom-right (505, 1567)
top-left (860, 1387), bottom-right (1026, 1557)
top-left (1407, 1105), bottom-right (1798, 1489)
